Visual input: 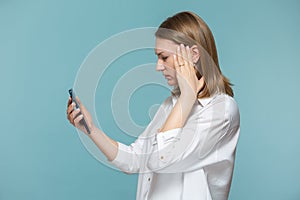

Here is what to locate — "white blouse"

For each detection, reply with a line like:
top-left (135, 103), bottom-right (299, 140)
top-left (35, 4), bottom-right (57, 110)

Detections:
top-left (110, 93), bottom-right (240, 200)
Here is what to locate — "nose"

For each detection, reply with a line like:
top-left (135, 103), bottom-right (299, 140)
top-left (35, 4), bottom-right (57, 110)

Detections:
top-left (156, 59), bottom-right (165, 71)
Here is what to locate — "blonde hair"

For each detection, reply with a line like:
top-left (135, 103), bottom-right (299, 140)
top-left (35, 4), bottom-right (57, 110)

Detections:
top-left (155, 11), bottom-right (234, 98)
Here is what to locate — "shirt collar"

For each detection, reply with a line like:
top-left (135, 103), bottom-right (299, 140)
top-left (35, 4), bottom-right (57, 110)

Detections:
top-left (171, 94), bottom-right (217, 108)
top-left (197, 96), bottom-right (214, 107)
top-left (171, 95), bottom-right (177, 107)
top-left (171, 95), bottom-right (185, 107)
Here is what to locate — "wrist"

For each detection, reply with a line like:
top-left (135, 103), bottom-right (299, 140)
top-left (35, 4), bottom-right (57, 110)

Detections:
top-left (180, 92), bottom-right (197, 103)
top-left (88, 125), bottom-right (99, 137)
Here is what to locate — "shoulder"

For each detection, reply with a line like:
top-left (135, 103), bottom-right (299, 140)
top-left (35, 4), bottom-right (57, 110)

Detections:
top-left (197, 94), bottom-right (240, 127)
top-left (222, 94), bottom-right (240, 129)
top-left (209, 93), bottom-right (239, 112)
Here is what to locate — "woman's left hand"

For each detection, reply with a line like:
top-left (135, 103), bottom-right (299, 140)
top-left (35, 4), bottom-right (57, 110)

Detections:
top-left (173, 44), bottom-right (204, 100)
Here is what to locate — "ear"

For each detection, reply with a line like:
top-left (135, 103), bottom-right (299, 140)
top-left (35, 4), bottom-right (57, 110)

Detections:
top-left (190, 45), bottom-right (200, 64)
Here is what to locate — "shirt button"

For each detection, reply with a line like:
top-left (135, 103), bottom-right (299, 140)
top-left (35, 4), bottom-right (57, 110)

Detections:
top-left (160, 156), bottom-right (164, 160)
top-left (148, 177), bottom-right (151, 181)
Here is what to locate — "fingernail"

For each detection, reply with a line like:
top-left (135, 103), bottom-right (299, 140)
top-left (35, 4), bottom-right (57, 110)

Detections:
top-left (177, 46), bottom-right (180, 51)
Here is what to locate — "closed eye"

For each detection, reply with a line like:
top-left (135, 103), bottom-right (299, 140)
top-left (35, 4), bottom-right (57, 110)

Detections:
top-left (162, 56), bottom-right (168, 61)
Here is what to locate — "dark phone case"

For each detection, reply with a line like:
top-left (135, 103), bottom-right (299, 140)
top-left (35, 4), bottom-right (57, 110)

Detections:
top-left (68, 89), bottom-right (91, 134)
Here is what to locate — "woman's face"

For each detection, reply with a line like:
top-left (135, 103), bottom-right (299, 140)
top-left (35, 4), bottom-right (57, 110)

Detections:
top-left (155, 38), bottom-right (178, 86)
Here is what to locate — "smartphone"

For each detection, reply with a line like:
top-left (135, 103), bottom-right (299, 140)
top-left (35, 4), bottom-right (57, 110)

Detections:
top-left (68, 88), bottom-right (91, 134)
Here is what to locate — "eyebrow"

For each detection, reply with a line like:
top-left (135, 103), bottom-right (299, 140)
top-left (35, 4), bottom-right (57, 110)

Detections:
top-left (154, 50), bottom-right (163, 56)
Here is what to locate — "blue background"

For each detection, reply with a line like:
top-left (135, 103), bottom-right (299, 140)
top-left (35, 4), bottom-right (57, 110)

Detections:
top-left (1, 0), bottom-right (300, 199)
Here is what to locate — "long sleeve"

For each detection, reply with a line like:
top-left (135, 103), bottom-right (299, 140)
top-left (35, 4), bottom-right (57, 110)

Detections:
top-left (110, 139), bottom-right (147, 174)
top-left (109, 96), bottom-right (173, 174)
top-left (147, 94), bottom-right (240, 173)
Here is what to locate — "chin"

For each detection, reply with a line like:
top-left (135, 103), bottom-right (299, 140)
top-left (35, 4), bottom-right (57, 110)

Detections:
top-left (166, 80), bottom-right (172, 85)
top-left (167, 80), bottom-right (176, 86)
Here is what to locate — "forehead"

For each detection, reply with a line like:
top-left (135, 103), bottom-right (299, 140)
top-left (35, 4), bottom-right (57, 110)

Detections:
top-left (155, 38), bottom-right (177, 54)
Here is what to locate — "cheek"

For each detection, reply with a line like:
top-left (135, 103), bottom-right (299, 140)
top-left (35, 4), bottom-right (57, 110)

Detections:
top-left (166, 57), bottom-right (175, 69)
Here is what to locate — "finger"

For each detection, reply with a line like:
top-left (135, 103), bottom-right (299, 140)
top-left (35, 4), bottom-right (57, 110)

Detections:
top-left (67, 109), bottom-right (75, 125)
top-left (176, 45), bottom-right (184, 66)
top-left (67, 114), bottom-right (75, 126)
top-left (74, 114), bottom-right (84, 125)
top-left (74, 111), bottom-right (82, 121)
top-left (173, 54), bottom-right (179, 71)
top-left (71, 109), bottom-right (83, 125)
top-left (71, 108), bottom-right (81, 120)
top-left (67, 98), bottom-right (73, 113)
top-left (67, 102), bottom-right (76, 115)
top-left (186, 46), bottom-right (193, 66)
top-left (67, 97), bottom-right (72, 106)
top-left (68, 117), bottom-right (75, 126)
top-left (187, 46), bottom-right (195, 78)
top-left (173, 54), bottom-right (183, 76)
top-left (180, 44), bottom-right (188, 67)
top-left (75, 96), bottom-right (87, 113)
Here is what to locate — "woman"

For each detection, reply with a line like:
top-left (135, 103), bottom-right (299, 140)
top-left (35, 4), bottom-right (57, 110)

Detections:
top-left (67, 11), bottom-right (240, 200)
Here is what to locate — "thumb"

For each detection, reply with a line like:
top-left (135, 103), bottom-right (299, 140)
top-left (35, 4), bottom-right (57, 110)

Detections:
top-left (76, 96), bottom-right (85, 110)
top-left (76, 96), bottom-right (81, 104)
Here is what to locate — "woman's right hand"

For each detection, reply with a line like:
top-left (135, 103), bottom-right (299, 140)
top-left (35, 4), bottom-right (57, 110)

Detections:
top-left (66, 96), bottom-right (95, 135)
top-left (174, 44), bottom-right (204, 100)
